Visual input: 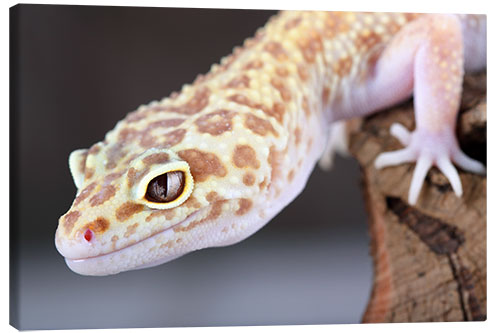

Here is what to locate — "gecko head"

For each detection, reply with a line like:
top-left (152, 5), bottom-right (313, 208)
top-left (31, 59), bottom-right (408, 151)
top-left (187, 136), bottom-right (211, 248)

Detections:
top-left (55, 123), bottom-right (274, 276)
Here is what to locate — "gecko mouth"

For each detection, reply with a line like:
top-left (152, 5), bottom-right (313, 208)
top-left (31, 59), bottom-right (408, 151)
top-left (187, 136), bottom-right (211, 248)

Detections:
top-left (60, 209), bottom-right (204, 276)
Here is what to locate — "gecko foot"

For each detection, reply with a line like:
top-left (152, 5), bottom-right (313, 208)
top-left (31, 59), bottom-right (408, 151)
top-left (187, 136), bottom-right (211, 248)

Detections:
top-left (374, 123), bottom-right (486, 205)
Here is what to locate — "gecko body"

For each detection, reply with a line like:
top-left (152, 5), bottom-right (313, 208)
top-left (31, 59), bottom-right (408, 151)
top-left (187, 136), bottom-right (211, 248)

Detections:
top-left (55, 11), bottom-right (486, 276)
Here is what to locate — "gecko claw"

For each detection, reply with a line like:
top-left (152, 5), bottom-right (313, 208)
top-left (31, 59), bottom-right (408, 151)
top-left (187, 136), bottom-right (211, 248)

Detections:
top-left (374, 124), bottom-right (485, 205)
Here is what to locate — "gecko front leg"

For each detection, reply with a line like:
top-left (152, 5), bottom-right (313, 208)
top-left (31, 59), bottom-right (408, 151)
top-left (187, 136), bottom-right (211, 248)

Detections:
top-left (364, 14), bottom-right (485, 205)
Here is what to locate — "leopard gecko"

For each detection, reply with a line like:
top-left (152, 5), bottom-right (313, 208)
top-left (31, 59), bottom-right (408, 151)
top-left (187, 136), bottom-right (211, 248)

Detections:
top-left (55, 11), bottom-right (486, 276)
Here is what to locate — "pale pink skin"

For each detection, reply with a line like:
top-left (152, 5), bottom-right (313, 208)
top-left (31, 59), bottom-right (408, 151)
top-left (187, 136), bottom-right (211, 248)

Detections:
top-left (335, 14), bottom-right (486, 205)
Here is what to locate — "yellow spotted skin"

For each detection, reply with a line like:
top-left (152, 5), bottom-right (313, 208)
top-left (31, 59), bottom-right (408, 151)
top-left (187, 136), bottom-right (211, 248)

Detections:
top-left (55, 11), bottom-right (486, 275)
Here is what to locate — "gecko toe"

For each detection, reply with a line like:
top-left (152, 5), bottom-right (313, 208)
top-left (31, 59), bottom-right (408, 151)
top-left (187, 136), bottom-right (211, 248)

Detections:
top-left (389, 123), bottom-right (412, 146)
top-left (436, 157), bottom-right (463, 197)
top-left (408, 154), bottom-right (432, 205)
top-left (452, 150), bottom-right (486, 175)
top-left (374, 148), bottom-right (415, 169)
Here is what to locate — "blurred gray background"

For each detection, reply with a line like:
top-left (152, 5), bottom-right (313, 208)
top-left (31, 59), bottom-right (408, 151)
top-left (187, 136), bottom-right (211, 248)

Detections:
top-left (11, 4), bottom-right (372, 330)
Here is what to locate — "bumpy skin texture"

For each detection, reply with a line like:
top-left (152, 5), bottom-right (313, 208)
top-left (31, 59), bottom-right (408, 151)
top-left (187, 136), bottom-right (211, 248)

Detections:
top-left (55, 11), bottom-right (486, 276)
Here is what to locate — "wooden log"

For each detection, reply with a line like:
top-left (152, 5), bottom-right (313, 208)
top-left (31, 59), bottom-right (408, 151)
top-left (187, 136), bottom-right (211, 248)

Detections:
top-left (348, 72), bottom-right (486, 322)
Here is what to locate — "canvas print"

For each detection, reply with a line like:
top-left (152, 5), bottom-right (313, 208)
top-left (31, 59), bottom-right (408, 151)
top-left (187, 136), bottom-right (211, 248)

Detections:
top-left (10, 4), bottom-right (486, 330)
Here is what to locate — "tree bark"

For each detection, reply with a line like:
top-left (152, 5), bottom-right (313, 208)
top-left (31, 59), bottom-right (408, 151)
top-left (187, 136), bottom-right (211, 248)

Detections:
top-left (348, 72), bottom-right (486, 322)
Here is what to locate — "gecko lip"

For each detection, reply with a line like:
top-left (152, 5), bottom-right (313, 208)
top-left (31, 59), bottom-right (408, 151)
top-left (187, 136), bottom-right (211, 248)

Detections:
top-left (58, 209), bottom-right (204, 275)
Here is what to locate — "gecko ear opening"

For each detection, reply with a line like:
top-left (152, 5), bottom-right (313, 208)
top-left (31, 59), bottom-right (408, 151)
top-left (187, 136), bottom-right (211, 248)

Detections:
top-left (69, 149), bottom-right (89, 190)
top-left (130, 149), bottom-right (194, 210)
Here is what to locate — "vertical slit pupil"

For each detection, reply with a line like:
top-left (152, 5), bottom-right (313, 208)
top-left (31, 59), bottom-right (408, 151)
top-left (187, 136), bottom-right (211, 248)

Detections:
top-left (145, 171), bottom-right (184, 203)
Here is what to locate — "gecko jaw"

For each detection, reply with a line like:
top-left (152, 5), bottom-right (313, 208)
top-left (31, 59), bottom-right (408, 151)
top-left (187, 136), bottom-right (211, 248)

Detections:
top-left (60, 209), bottom-right (204, 276)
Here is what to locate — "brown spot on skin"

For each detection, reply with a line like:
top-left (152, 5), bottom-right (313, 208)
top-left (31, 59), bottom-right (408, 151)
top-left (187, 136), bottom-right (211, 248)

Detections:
top-left (84, 217), bottom-right (110, 234)
top-left (302, 96), bottom-right (311, 118)
top-left (118, 127), bottom-right (140, 141)
top-left (236, 198), bottom-right (253, 215)
top-left (264, 41), bottom-right (288, 61)
top-left (206, 191), bottom-right (221, 203)
top-left (298, 30), bottom-right (323, 64)
top-left (145, 118), bottom-right (185, 131)
top-left (103, 171), bottom-right (123, 185)
top-left (294, 127), bottom-right (302, 145)
top-left (359, 47), bottom-right (384, 82)
top-left (322, 87), bottom-right (331, 106)
top-left (297, 63), bottom-right (310, 82)
top-left (139, 133), bottom-right (158, 149)
top-left (244, 113), bottom-right (278, 137)
top-left (233, 145), bottom-right (260, 169)
top-left (89, 185), bottom-right (117, 207)
top-left (84, 167), bottom-right (95, 180)
top-left (270, 102), bottom-right (286, 123)
top-left (106, 143), bottom-right (125, 169)
top-left (124, 223), bottom-right (139, 237)
top-left (63, 210), bottom-right (81, 235)
top-left (195, 110), bottom-right (235, 136)
top-left (143, 153), bottom-right (170, 166)
top-left (116, 202), bottom-right (144, 222)
top-left (285, 17), bottom-right (302, 30)
top-left (403, 13), bottom-right (419, 22)
top-left (268, 146), bottom-right (283, 182)
top-left (163, 128), bottom-right (186, 147)
top-left (287, 169), bottom-right (296, 182)
top-left (275, 66), bottom-right (289, 77)
top-left (243, 172), bottom-right (256, 186)
top-left (270, 78), bottom-right (292, 102)
top-left (334, 57), bottom-right (353, 77)
top-left (323, 12), bottom-right (350, 38)
top-left (74, 182), bottom-right (97, 206)
top-left (161, 87), bottom-right (211, 115)
top-left (88, 143), bottom-right (101, 155)
top-left (221, 226), bottom-right (229, 233)
top-left (259, 180), bottom-right (268, 191)
top-left (387, 21), bottom-right (402, 34)
top-left (224, 75), bottom-right (251, 89)
top-left (127, 168), bottom-right (137, 188)
top-left (78, 151), bottom-right (88, 175)
top-left (229, 94), bottom-right (287, 124)
top-left (178, 149), bottom-right (227, 182)
top-left (184, 196), bottom-right (202, 209)
top-left (207, 200), bottom-right (224, 220)
top-left (354, 30), bottom-right (382, 52)
top-left (228, 93), bottom-right (258, 109)
top-left (243, 59), bottom-right (263, 70)
top-left (146, 209), bottom-right (175, 222)
top-left (126, 166), bottom-right (149, 189)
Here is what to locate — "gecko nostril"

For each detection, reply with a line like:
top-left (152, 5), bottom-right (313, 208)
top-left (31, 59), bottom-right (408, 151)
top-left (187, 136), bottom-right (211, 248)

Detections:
top-left (84, 229), bottom-right (94, 242)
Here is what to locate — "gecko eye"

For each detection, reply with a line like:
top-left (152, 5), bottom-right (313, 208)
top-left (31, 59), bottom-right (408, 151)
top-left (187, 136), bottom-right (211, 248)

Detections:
top-left (132, 151), bottom-right (194, 209)
top-left (145, 171), bottom-right (185, 203)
